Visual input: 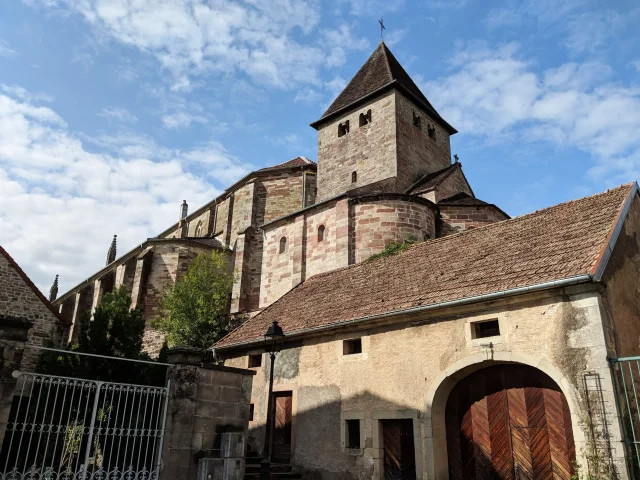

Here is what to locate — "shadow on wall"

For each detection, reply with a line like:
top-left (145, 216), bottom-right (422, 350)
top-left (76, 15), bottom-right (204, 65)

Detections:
top-left (244, 367), bottom-right (581, 480)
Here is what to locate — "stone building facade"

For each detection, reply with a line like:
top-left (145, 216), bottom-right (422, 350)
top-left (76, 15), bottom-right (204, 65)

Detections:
top-left (49, 40), bottom-right (640, 479)
top-left (53, 42), bottom-right (507, 355)
top-left (0, 246), bottom-right (68, 371)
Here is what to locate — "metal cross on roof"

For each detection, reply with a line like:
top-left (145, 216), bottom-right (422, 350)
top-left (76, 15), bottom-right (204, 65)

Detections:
top-left (379, 17), bottom-right (385, 41)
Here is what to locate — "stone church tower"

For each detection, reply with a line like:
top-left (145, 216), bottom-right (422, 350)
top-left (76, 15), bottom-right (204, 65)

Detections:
top-left (53, 41), bottom-right (508, 354)
top-left (311, 41), bottom-right (457, 201)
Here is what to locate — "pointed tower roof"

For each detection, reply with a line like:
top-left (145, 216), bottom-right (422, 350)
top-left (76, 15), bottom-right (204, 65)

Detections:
top-left (310, 42), bottom-right (456, 133)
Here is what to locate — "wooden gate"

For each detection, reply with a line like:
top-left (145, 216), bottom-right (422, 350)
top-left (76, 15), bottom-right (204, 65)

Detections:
top-left (446, 364), bottom-right (575, 480)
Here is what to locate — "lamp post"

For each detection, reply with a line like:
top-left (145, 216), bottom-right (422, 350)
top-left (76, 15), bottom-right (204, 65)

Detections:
top-left (260, 321), bottom-right (285, 480)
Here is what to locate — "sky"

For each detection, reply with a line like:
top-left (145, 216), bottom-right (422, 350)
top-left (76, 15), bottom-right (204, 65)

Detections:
top-left (1, 0), bottom-right (639, 296)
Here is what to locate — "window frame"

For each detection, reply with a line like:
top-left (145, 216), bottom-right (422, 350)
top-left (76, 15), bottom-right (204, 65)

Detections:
top-left (279, 237), bottom-right (287, 254)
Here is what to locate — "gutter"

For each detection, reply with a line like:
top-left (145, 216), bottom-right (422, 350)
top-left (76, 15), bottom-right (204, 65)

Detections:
top-left (215, 274), bottom-right (593, 351)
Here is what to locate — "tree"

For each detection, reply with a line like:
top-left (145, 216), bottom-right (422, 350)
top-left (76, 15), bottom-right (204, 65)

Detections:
top-left (151, 250), bottom-right (234, 349)
top-left (37, 286), bottom-right (167, 385)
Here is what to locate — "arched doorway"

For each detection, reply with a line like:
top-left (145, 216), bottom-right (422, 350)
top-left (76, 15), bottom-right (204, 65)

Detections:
top-left (445, 364), bottom-right (576, 480)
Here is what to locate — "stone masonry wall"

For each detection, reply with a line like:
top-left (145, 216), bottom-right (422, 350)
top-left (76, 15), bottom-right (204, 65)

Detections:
top-left (256, 172), bottom-right (305, 225)
top-left (353, 198), bottom-right (436, 263)
top-left (230, 181), bottom-right (255, 249)
top-left (440, 205), bottom-right (509, 236)
top-left (259, 220), bottom-right (304, 308)
top-left (0, 253), bottom-right (64, 371)
top-left (215, 197), bottom-right (232, 245)
top-left (161, 355), bottom-right (254, 480)
top-left (304, 203), bottom-right (341, 279)
top-left (395, 92), bottom-right (452, 192)
top-left (317, 91), bottom-right (397, 201)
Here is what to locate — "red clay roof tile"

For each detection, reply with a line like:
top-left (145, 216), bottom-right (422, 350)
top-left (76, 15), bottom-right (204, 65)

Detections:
top-left (216, 183), bottom-right (635, 348)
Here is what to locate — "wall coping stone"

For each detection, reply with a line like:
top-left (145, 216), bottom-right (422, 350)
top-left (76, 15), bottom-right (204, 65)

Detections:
top-left (200, 363), bottom-right (256, 376)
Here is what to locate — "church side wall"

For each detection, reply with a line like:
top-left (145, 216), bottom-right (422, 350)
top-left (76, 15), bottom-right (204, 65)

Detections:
top-left (230, 181), bottom-right (256, 249)
top-left (259, 220), bottom-right (304, 308)
top-left (395, 92), bottom-right (452, 192)
top-left (257, 172), bottom-right (305, 225)
top-left (304, 202), bottom-right (342, 280)
top-left (317, 91), bottom-right (397, 202)
top-left (440, 205), bottom-right (508, 236)
top-left (353, 199), bottom-right (436, 263)
top-left (223, 286), bottom-right (628, 479)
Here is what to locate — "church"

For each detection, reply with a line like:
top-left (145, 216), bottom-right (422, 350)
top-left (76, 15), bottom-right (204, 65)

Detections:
top-left (53, 42), bottom-right (640, 479)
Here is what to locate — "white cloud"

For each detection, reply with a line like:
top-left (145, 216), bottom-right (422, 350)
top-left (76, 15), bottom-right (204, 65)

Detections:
top-left (0, 39), bottom-right (17, 58)
top-left (0, 84), bottom-right (54, 103)
top-left (27, 0), bottom-right (368, 92)
top-left (0, 86), bottom-right (252, 294)
top-left (565, 9), bottom-right (639, 54)
top-left (161, 111), bottom-right (207, 129)
top-left (630, 61), bottom-right (640, 73)
top-left (421, 42), bottom-right (640, 183)
top-left (98, 106), bottom-right (138, 123)
top-left (384, 28), bottom-right (408, 47)
top-left (425, 0), bottom-right (468, 10)
top-left (294, 88), bottom-right (322, 104)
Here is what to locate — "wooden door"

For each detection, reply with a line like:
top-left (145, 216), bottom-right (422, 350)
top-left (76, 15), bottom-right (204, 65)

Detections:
top-left (271, 392), bottom-right (292, 464)
top-left (382, 419), bottom-right (417, 480)
top-left (446, 365), bottom-right (575, 480)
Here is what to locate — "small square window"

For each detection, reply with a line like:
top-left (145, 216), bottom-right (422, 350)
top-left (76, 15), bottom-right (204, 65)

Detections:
top-left (345, 419), bottom-right (361, 449)
top-left (248, 354), bottom-right (262, 368)
top-left (249, 404), bottom-right (255, 421)
top-left (472, 320), bottom-right (500, 339)
top-left (343, 338), bottom-right (362, 355)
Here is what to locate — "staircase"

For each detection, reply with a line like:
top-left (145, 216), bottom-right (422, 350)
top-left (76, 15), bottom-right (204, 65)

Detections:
top-left (244, 450), bottom-right (301, 479)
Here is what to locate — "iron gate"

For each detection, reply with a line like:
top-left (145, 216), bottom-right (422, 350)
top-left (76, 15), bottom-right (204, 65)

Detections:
top-left (0, 371), bottom-right (169, 480)
top-left (610, 356), bottom-right (640, 478)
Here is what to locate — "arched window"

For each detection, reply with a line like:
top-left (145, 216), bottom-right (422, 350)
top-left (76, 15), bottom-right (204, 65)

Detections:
top-left (318, 225), bottom-right (326, 242)
top-left (194, 221), bottom-right (203, 237)
top-left (279, 237), bottom-right (287, 254)
top-left (351, 171), bottom-right (357, 183)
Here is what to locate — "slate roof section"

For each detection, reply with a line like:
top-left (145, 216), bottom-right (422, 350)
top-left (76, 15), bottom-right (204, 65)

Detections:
top-left (216, 183), bottom-right (635, 348)
top-left (0, 245), bottom-right (70, 326)
top-left (311, 42), bottom-right (456, 133)
top-left (405, 164), bottom-right (460, 194)
top-left (438, 192), bottom-right (491, 206)
top-left (258, 156), bottom-right (315, 172)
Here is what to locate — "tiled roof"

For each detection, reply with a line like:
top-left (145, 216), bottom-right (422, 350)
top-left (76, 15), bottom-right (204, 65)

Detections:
top-left (405, 164), bottom-right (459, 194)
top-left (0, 245), bottom-right (70, 325)
top-left (258, 157), bottom-right (315, 172)
top-left (311, 42), bottom-right (456, 133)
top-left (216, 183), bottom-right (635, 348)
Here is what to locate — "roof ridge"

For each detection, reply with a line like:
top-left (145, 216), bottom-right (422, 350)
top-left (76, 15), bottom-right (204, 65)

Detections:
top-left (0, 245), bottom-right (69, 325)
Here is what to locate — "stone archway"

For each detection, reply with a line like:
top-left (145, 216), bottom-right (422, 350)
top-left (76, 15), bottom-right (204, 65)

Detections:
top-left (423, 352), bottom-right (585, 480)
top-left (445, 364), bottom-right (575, 479)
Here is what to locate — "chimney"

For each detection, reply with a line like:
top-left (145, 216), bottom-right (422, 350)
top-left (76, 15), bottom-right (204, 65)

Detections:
top-left (106, 235), bottom-right (117, 265)
top-left (49, 274), bottom-right (59, 302)
top-left (178, 200), bottom-right (189, 238)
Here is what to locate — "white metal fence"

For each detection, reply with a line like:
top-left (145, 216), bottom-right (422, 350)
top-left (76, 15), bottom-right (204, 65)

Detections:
top-left (0, 371), bottom-right (169, 480)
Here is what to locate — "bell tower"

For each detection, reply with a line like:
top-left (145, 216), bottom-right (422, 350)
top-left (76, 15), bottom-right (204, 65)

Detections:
top-left (311, 42), bottom-right (457, 201)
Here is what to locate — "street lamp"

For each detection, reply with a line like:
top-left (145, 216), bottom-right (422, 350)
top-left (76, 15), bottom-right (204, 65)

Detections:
top-left (260, 321), bottom-right (285, 480)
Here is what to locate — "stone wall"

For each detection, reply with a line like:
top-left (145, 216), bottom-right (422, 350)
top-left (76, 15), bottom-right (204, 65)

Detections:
top-left (317, 91), bottom-right (397, 201)
top-left (160, 350), bottom-right (254, 480)
top-left (440, 204), bottom-right (509, 236)
top-left (395, 92), bottom-right (452, 192)
top-left (257, 172), bottom-right (305, 225)
top-left (223, 285), bottom-right (629, 479)
top-left (0, 318), bottom-right (32, 448)
top-left (431, 167), bottom-right (472, 202)
top-left (352, 197), bottom-right (436, 263)
top-left (0, 251), bottom-right (65, 371)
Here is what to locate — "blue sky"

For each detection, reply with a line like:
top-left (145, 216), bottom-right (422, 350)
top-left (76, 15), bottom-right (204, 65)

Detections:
top-left (1, 0), bottom-right (639, 294)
